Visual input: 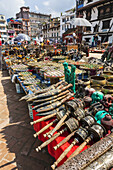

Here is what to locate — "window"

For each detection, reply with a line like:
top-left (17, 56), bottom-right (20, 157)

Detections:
top-left (102, 20), bottom-right (110, 29)
top-left (0, 21), bottom-right (4, 24)
top-left (67, 17), bottom-right (69, 21)
top-left (25, 21), bottom-right (27, 26)
top-left (62, 18), bottom-right (65, 22)
top-left (85, 38), bottom-right (90, 42)
top-left (98, 4), bottom-right (113, 19)
top-left (86, 9), bottom-right (91, 20)
top-left (70, 16), bottom-right (74, 19)
top-left (86, 27), bottom-right (91, 32)
top-left (94, 24), bottom-right (99, 32)
top-left (54, 33), bottom-right (56, 37)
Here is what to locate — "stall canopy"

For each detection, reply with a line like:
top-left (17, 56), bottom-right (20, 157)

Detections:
top-left (71, 18), bottom-right (92, 27)
top-left (14, 34), bottom-right (31, 42)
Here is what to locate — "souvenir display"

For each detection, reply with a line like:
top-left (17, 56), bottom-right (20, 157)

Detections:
top-left (3, 43), bottom-right (113, 170)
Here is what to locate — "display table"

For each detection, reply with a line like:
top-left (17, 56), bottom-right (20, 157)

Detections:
top-left (44, 72), bottom-right (64, 84)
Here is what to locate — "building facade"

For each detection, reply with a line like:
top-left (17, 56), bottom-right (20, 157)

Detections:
top-left (42, 17), bottom-right (60, 42)
top-left (29, 12), bottom-right (51, 39)
top-left (60, 8), bottom-right (76, 38)
top-left (77, 0), bottom-right (113, 44)
top-left (16, 7), bottom-right (31, 36)
top-left (7, 18), bottom-right (23, 40)
top-left (0, 14), bottom-right (7, 41)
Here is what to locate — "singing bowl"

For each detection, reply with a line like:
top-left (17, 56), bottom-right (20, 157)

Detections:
top-left (91, 76), bottom-right (106, 86)
top-left (81, 78), bottom-right (90, 86)
top-left (102, 85), bottom-right (113, 95)
top-left (107, 78), bottom-right (113, 86)
top-left (91, 85), bottom-right (102, 91)
top-left (103, 71), bottom-right (113, 79)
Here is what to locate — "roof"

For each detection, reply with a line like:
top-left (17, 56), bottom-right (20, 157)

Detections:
top-left (65, 8), bottom-right (75, 13)
top-left (49, 25), bottom-right (60, 29)
top-left (30, 12), bottom-right (51, 17)
top-left (78, 0), bottom-right (111, 11)
top-left (63, 28), bottom-right (76, 35)
top-left (20, 6), bottom-right (29, 9)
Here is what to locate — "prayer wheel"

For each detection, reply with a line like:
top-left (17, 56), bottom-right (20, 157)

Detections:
top-left (33, 110), bottom-right (66, 138)
top-left (35, 117), bottom-right (79, 152)
top-left (47, 99), bottom-right (84, 138)
top-left (51, 115), bottom-right (96, 169)
top-left (66, 123), bottom-right (106, 162)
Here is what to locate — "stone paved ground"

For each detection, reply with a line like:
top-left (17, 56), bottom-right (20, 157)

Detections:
top-left (0, 70), bottom-right (55, 170)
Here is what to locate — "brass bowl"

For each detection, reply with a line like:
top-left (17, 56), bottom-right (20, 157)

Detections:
top-left (107, 78), bottom-right (113, 86)
top-left (91, 76), bottom-right (106, 86)
top-left (102, 85), bottom-right (113, 94)
top-left (91, 85), bottom-right (102, 91)
top-left (103, 71), bottom-right (113, 79)
top-left (82, 78), bottom-right (90, 86)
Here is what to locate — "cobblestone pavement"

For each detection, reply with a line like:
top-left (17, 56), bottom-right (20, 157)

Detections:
top-left (0, 70), bottom-right (55, 170)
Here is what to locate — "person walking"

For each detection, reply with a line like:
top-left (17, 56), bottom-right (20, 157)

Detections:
top-left (94, 34), bottom-right (98, 47)
top-left (0, 34), bottom-right (2, 70)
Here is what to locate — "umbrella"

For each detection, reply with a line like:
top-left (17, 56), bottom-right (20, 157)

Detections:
top-left (65, 35), bottom-right (73, 39)
top-left (14, 33), bottom-right (30, 41)
top-left (71, 18), bottom-right (92, 27)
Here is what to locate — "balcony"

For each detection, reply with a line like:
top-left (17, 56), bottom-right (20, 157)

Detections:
top-left (98, 12), bottom-right (113, 20)
top-left (0, 23), bottom-right (6, 27)
top-left (0, 30), bottom-right (7, 33)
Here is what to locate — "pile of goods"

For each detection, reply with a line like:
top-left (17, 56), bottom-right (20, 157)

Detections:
top-left (23, 78), bottom-right (40, 86)
top-left (11, 64), bottom-right (28, 72)
top-left (20, 79), bottom-right (113, 169)
top-left (52, 55), bottom-right (66, 61)
top-left (44, 70), bottom-right (64, 78)
top-left (3, 44), bottom-right (113, 170)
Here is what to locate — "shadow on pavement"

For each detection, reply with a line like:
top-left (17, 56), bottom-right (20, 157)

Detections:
top-left (0, 70), bottom-right (54, 170)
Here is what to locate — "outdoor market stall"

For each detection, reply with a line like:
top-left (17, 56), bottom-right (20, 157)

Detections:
top-left (2, 44), bottom-right (113, 170)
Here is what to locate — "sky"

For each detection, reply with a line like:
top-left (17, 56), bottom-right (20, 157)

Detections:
top-left (0, 0), bottom-right (76, 19)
